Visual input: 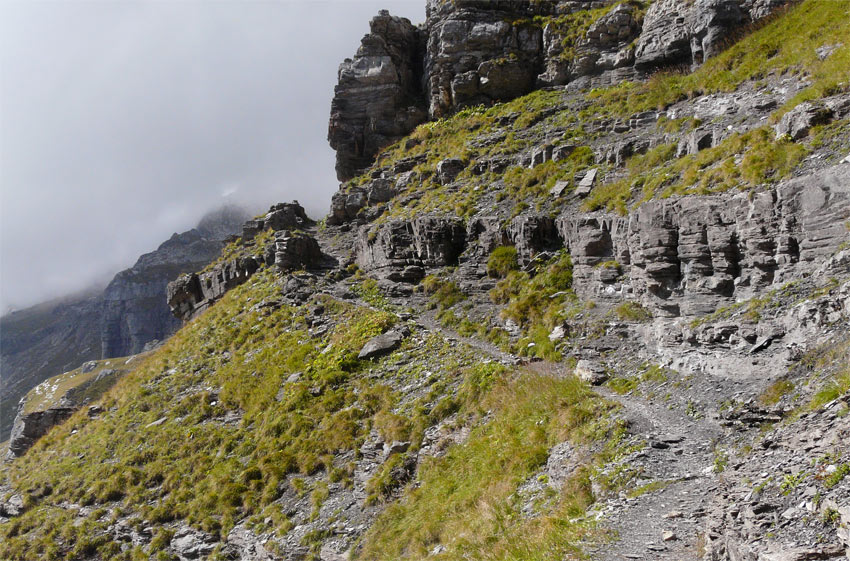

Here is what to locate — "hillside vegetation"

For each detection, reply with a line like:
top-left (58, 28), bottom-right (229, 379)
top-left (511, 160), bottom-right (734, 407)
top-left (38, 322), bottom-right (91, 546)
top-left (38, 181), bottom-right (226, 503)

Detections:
top-left (2, 1), bottom-right (850, 560)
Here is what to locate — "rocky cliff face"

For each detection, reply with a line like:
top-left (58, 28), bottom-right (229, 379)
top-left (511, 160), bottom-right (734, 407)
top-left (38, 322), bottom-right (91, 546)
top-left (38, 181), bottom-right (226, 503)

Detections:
top-left (329, 0), bottom-right (793, 181)
top-left (101, 230), bottom-right (227, 358)
top-left (101, 205), bottom-right (249, 358)
top-left (0, 290), bottom-right (102, 441)
top-left (328, 10), bottom-right (427, 181)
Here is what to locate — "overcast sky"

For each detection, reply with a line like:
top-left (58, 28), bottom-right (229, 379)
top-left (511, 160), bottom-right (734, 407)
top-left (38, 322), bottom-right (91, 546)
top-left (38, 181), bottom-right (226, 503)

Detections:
top-left (0, 0), bottom-right (424, 312)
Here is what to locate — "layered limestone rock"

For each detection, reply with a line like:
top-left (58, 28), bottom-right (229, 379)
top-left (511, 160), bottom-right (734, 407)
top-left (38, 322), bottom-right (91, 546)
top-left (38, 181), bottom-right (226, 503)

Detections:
top-left (167, 257), bottom-right (262, 322)
top-left (423, 0), bottom-right (553, 118)
top-left (328, 10), bottom-right (426, 181)
top-left (355, 215), bottom-right (467, 281)
top-left (558, 164), bottom-right (850, 316)
top-left (167, 202), bottom-right (321, 322)
top-left (275, 230), bottom-right (323, 272)
top-left (351, 164), bottom-right (850, 318)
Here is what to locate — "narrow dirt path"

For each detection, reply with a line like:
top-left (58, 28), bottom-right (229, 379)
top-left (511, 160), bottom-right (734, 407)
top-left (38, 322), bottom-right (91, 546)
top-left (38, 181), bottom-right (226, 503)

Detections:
top-left (354, 293), bottom-right (746, 560)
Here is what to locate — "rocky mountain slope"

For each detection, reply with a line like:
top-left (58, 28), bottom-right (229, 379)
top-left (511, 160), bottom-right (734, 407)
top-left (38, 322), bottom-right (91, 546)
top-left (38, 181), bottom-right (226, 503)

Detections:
top-left (1, 1), bottom-right (849, 560)
top-left (0, 289), bottom-right (104, 442)
top-left (0, 205), bottom-right (248, 441)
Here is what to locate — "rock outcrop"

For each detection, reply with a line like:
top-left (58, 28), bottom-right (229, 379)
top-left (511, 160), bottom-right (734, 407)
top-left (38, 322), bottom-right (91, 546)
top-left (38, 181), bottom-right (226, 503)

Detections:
top-left (355, 215), bottom-right (467, 281)
top-left (167, 257), bottom-right (262, 322)
top-left (167, 202), bottom-right (321, 322)
top-left (328, 10), bottom-right (427, 181)
top-left (6, 361), bottom-right (125, 459)
top-left (349, 164), bottom-right (850, 319)
top-left (275, 230), bottom-right (323, 272)
top-left (559, 164), bottom-right (850, 316)
top-left (635, 0), bottom-right (791, 69)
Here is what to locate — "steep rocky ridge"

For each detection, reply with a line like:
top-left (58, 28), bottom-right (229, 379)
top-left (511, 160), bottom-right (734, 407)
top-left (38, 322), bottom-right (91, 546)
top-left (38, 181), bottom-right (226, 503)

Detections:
top-left (1, 1), bottom-right (850, 560)
top-left (329, 0), bottom-right (795, 181)
top-left (166, 202), bottom-right (322, 322)
top-left (102, 205), bottom-right (249, 358)
top-left (0, 205), bottom-right (248, 442)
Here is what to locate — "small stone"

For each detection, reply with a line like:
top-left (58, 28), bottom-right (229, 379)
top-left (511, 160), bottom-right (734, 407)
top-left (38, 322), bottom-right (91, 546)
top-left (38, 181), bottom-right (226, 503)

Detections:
top-left (574, 359), bottom-right (608, 385)
top-left (574, 168), bottom-right (598, 196)
top-left (549, 180), bottom-right (570, 198)
top-left (146, 417), bottom-right (167, 428)
top-left (662, 530), bottom-right (677, 541)
top-left (548, 324), bottom-right (567, 342)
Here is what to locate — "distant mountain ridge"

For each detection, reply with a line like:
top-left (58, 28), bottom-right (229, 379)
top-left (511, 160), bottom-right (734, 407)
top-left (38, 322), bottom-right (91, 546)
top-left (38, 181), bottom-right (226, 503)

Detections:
top-left (0, 204), bottom-right (249, 440)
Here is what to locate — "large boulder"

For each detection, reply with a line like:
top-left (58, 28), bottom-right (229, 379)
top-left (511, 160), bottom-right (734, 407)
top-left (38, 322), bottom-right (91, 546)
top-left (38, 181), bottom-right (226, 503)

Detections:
top-left (274, 231), bottom-right (323, 272)
top-left (358, 327), bottom-right (409, 360)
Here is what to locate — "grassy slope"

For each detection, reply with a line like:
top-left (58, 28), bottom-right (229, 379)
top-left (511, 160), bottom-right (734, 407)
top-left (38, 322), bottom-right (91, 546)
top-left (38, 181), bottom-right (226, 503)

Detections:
top-left (349, 0), bottom-right (849, 220)
top-left (0, 266), bottom-right (622, 561)
top-left (3, 3), bottom-right (849, 560)
top-left (22, 358), bottom-right (130, 415)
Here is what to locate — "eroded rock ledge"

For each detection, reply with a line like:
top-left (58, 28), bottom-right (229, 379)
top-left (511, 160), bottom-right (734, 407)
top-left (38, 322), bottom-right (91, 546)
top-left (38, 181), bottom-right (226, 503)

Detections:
top-left (354, 164), bottom-right (850, 318)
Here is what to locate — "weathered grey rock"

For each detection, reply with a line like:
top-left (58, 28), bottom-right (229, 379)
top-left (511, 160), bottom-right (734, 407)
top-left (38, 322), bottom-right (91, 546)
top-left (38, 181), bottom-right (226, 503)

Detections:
top-left (168, 202), bottom-right (314, 321)
top-left (222, 525), bottom-right (275, 561)
top-left (424, 0), bottom-right (549, 118)
top-left (167, 256), bottom-right (261, 322)
top-left (171, 526), bottom-right (217, 560)
top-left (327, 1), bottom-right (793, 182)
top-left (509, 214), bottom-right (560, 264)
top-left (329, 188), bottom-right (368, 226)
top-left (328, 11), bottom-right (427, 181)
top-left (774, 101), bottom-right (833, 140)
top-left (244, 202), bottom-right (313, 241)
top-left (635, 0), bottom-right (790, 69)
top-left (571, 3), bottom-right (641, 78)
top-left (6, 406), bottom-right (75, 460)
top-left (0, 491), bottom-right (24, 517)
top-left (358, 327), bottom-right (408, 360)
top-left (467, 216), bottom-right (509, 256)
top-left (677, 129), bottom-right (715, 157)
top-left (356, 215), bottom-right (466, 279)
top-left (557, 163), bottom-right (850, 315)
top-left (436, 158), bottom-right (466, 184)
top-left (366, 178), bottom-right (396, 204)
top-left (274, 231), bottom-right (323, 272)
top-left (575, 168), bottom-right (598, 196)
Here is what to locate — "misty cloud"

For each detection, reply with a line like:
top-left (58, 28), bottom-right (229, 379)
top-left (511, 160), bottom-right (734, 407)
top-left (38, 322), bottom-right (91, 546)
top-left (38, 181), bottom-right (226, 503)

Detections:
top-left (0, 0), bottom-right (424, 311)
